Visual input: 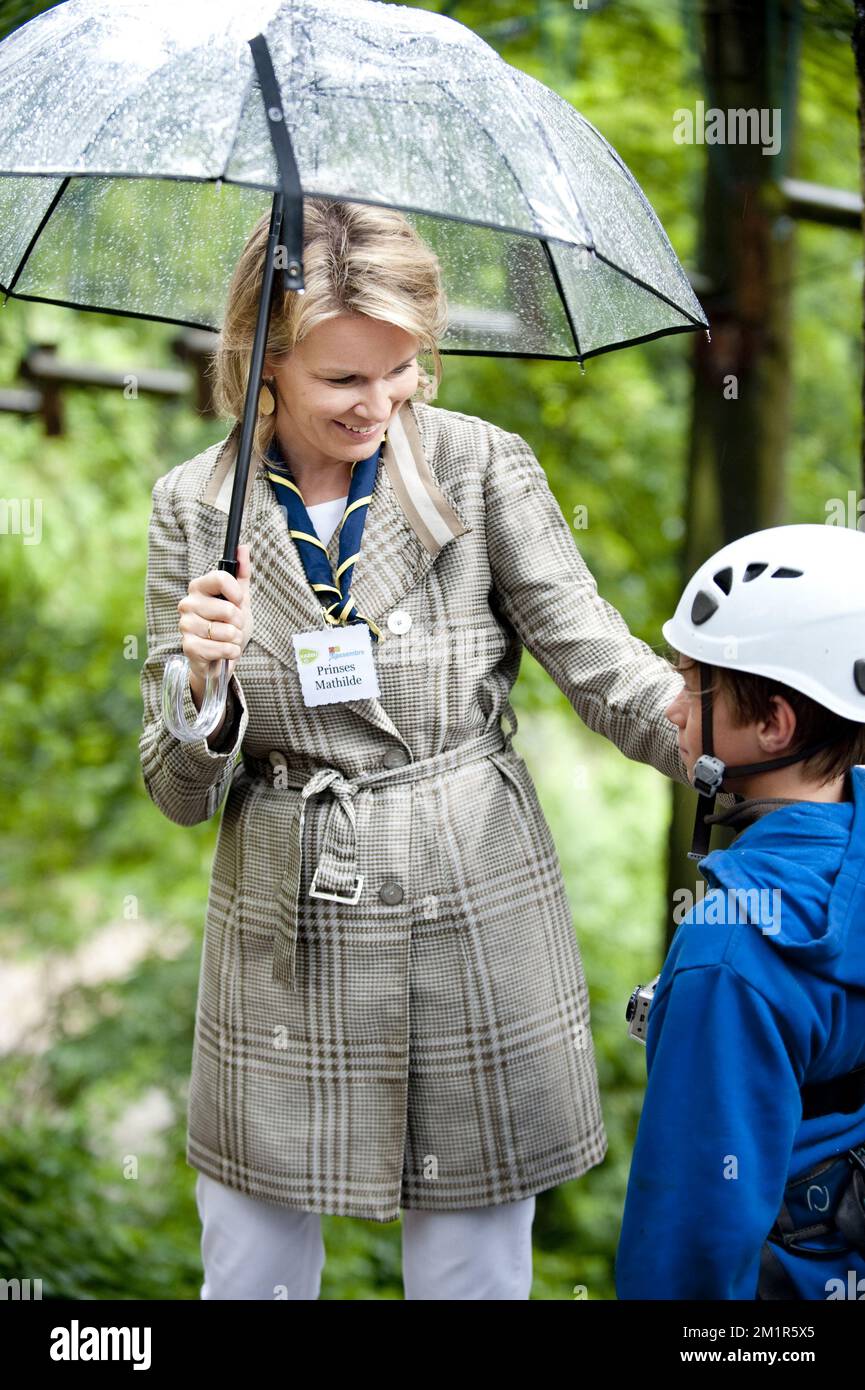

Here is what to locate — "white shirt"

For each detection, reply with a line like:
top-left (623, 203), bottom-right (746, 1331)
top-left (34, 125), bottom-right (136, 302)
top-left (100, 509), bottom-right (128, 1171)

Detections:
top-left (305, 495), bottom-right (347, 547)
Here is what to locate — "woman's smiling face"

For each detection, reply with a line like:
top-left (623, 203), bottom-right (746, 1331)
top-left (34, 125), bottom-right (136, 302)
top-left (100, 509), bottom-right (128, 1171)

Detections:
top-left (265, 312), bottom-right (421, 469)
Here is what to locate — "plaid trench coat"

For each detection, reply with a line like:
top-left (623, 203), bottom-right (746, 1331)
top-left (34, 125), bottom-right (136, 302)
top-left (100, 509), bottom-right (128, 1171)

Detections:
top-left (139, 397), bottom-right (709, 1223)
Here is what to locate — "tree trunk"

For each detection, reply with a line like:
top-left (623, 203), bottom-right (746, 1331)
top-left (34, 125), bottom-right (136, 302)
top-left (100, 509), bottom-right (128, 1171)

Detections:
top-left (665, 0), bottom-right (800, 950)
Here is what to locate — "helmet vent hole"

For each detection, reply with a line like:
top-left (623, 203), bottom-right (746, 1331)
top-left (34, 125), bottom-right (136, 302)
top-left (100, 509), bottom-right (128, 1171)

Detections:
top-left (771, 567), bottom-right (803, 579)
top-left (712, 566), bottom-right (733, 595)
top-left (743, 562), bottom-right (768, 582)
top-left (691, 590), bottom-right (719, 625)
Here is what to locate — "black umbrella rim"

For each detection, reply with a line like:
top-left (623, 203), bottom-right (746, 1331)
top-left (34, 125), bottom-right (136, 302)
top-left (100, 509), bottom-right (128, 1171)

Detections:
top-left (0, 285), bottom-right (708, 364)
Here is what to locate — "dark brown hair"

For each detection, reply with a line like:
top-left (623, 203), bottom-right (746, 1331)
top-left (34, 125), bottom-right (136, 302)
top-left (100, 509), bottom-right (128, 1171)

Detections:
top-left (666, 649), bottom-right (865, 786)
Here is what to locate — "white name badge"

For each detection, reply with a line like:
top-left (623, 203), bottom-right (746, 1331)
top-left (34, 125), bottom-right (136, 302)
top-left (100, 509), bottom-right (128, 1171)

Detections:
top-left (292, 624), bottom-right (380, 706)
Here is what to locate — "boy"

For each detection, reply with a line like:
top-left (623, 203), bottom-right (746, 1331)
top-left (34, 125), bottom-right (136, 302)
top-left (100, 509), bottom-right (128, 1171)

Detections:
top-left (615, 524), bottom-right (865, 1300)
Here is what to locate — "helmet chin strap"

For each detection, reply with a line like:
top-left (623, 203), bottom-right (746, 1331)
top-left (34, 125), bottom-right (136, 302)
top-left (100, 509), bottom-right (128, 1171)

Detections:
top-left (686, 662), bottom-right (840, 861)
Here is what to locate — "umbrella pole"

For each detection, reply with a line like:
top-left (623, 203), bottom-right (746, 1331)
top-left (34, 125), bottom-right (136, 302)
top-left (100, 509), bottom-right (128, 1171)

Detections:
top-left (162, 31), bottom-right (306, 742)
top-left (223, 29), bottom-right (309, 565)
top-left (160, 191), bottom-right (286, 743)
top-left (220, 190), bottom-right (285, 571)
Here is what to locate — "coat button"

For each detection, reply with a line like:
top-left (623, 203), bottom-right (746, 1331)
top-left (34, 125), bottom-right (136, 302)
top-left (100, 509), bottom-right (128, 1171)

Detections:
top-left (387, 609), bottom-right (412, 634)
top-left (379, 878), bottom-right (404, 905)
top-left (382, 746), bottom-right (410, 768)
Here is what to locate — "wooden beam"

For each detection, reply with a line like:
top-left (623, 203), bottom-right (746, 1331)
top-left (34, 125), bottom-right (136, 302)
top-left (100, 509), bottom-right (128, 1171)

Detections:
top-left (780, 176), bottom-right (862, 229)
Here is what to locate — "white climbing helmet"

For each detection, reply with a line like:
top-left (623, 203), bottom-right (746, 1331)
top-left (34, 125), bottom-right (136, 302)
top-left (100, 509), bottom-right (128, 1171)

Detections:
top-left (662, 523), bottom-right (865, 723)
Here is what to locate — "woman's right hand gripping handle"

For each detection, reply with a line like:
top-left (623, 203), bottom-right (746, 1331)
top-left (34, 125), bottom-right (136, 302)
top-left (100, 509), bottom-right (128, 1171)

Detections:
top-left (177, 544), bottom-right (253, 716)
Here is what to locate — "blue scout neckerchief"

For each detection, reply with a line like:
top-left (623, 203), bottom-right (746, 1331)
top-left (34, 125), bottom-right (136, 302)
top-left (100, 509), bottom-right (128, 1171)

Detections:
top-left (264, 431), bottom-right (385, 642)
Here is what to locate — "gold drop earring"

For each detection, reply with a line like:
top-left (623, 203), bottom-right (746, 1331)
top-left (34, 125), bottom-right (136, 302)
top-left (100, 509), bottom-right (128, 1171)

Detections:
top-left (258, 378), bottom-right (276, 416)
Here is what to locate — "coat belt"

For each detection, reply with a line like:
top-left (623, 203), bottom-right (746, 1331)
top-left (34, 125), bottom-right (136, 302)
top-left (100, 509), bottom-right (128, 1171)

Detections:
top-left (241, 725), bottom-right (515, 989)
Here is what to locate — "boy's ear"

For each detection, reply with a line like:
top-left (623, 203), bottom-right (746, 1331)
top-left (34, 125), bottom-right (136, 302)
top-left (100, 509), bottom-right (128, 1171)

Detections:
top-left (761, 692), bottom-right (799, 750)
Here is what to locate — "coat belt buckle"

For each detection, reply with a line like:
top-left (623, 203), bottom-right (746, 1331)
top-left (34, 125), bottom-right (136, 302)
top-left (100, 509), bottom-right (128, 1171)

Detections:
top-left (308, 866), bottom-right (364, 904)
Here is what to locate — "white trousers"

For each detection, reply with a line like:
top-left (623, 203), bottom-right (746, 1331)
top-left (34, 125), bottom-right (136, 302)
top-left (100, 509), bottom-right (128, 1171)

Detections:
top-left (195, 1171), bottom-right (536, 1300)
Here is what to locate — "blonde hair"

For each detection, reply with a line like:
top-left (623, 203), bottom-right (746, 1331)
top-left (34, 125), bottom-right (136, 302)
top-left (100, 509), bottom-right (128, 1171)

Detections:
top-left (209, 197), bottom-right (448, 465)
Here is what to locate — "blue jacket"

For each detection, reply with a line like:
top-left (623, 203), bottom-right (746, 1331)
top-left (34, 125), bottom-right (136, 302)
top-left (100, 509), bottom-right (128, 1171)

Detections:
top-left (615, 766), bottom-right (865, 1300)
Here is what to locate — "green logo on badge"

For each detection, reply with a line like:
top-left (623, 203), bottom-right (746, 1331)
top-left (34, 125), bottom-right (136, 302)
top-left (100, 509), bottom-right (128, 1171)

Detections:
top-left (298, 647), bottom-right (319, 664)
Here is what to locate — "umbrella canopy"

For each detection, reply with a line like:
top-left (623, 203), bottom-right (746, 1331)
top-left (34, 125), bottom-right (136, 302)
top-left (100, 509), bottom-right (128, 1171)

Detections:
top-left (0, 0), bottom-right (707, 362)
top-left (0, 0), bottom-right (710, 741)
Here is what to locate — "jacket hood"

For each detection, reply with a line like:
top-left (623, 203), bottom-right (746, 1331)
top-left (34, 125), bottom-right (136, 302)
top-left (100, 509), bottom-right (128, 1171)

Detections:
top-left (696, 765), bottom-right (865, 986)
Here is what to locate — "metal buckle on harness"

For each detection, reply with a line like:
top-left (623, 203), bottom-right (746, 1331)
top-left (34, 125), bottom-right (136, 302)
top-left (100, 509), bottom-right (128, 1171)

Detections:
top-left (308, 866), bottom-right (364, 904)
top-left (692, 753), bottom-right (726, 797)
top-left (848, 1144), bottom-right (865, 1178)
top-left (835, 1147), bottom-right (865, 1253)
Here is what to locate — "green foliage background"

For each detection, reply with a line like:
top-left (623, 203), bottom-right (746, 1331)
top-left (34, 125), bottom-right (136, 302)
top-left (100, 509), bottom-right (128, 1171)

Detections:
top-left (0, 0), bottom-right (860, 1299)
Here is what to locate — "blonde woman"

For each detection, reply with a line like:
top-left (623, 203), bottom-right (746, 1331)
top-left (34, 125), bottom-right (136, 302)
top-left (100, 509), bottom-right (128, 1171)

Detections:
top-left (140, 197), bottom-right (700, 1300)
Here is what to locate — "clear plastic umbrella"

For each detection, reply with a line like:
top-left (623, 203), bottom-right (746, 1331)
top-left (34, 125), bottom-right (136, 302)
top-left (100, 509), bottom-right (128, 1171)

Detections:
top-left (0, 0), bottom-right (709, 740)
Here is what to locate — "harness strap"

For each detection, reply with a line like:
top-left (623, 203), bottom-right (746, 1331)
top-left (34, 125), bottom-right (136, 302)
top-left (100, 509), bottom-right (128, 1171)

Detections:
top-left (758, 1145), bottom-right (865, 1297)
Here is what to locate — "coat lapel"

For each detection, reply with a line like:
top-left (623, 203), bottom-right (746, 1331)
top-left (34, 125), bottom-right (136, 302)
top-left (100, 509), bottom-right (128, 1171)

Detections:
top-left (196, 399), bottom-right (472, 742)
